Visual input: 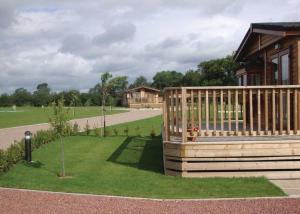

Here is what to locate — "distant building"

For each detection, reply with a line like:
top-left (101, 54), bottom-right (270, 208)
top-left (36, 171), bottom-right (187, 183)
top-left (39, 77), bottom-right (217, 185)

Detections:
top-left (123, 86), bottom-right (162, 108)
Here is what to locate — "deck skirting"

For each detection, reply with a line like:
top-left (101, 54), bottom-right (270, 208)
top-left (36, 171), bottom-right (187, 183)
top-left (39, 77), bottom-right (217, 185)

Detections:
top-left (163, 139), bottom-right (300, 179)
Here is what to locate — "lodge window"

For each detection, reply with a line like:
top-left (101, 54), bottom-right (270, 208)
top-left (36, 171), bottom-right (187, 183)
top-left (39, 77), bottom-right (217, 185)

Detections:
top-left (238, 74), bottom-right (247, 86)
top-left (247, 73), bottom-right (260, 86)
top-left (271, 49), bottom-right (290, 85)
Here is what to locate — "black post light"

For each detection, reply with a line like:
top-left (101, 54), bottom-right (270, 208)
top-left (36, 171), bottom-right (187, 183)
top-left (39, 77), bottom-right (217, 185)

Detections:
top-left (24, 131), bottom-right (32, 162)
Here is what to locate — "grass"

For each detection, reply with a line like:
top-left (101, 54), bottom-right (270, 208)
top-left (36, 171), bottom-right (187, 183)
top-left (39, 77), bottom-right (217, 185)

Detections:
top-left (0, 116), bottom-right (285, 199)
top-left (0, 106), bottom-right (127, 129)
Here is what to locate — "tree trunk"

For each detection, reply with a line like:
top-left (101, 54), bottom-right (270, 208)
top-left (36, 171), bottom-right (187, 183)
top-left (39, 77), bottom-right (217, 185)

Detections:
top-left (60, 134), bottom-right (65, 177)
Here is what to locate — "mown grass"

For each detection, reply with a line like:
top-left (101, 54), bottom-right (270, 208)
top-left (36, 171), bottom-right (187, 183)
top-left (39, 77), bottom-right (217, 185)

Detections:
top-left (0, 106), bottom-right (127, 129)
top-left (0, 116), bottom-right (285, 199)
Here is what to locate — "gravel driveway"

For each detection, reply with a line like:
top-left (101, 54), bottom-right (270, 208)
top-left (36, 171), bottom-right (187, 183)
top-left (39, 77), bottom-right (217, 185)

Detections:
top-left (0, 109), bottom-right (161, 149)
top-left (0, 188), bottom-right (299, 214)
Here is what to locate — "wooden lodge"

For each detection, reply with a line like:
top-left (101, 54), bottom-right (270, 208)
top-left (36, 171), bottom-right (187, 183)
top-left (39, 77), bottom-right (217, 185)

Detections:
top-left (162, 22), bottom-right (300, 179)
top-left (123, 86), bottom-right (163, 108)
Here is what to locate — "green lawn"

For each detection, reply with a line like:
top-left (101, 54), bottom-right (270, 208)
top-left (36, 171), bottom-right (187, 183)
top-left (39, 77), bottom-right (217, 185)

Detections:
top-left (0, 116), bottom-right (285, 199)
top-left (0, 106), bottom-right (127, 129)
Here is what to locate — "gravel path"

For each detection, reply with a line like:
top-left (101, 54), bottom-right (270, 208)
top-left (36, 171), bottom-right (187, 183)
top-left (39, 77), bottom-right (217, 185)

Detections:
top-left (0, 188), bottom-right (299, 214)
top-left (0, 109), bottom-right (161, 149)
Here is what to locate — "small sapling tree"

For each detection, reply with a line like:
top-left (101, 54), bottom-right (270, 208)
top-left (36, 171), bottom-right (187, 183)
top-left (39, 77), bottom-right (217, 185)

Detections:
top-left (49, 97), bottom-right (70, 177)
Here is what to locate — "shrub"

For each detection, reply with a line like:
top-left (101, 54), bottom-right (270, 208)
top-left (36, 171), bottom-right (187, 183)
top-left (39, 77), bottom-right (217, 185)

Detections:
top-left (113, 128), bottom-right (118, 136)
top-left (72, 122), bottom-right (80, 135)
top-left (104, 129), bottom-right (110, 137)
top-left (94, 127), bottom-right (101, 137)
top-left (6, 142), bottom-right (23, 166)
top-left (124, 127), bottom-right (129, 136)
top-left (0, 128), bottom-right (58, 174)
top-left (150, 126), bottom-right (156, 138)
top-left (85, 121), bottom-right (91, 136)
top-left (0, 149), bottom-right (8, 173)
top-left (32, 129), bottom-right (56, 149)
top-left (63, 123), bottom-right (73, 136)
top-left (135, 126), bottom-right (141, 136)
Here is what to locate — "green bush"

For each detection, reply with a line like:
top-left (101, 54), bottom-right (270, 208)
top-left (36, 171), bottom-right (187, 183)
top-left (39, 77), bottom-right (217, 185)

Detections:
top-left (135, 126), bottom-right (141, 136)
top-left (85, 121), bottom-right (91, 136)
top-left (124, 127), bottom-right (129, 136)
top-left (5, 142), bottom-right (23, 167)
top-left (94, 127), bottom-right (101, 137)
top-left (63, 123), bottom-right (73, 136)
top-left (0, 149), bottom-right (8, 172)
top-left (72, 122), bottom-right (80, 135)
top-left (104, 129), bottom-right (110, 137)
top-left (113, 128), bottom-right (118, 136)
top-left (150, 126), bottom-right (156, 138)
top-left (0, 128), bottom-right (60, 174)
top-left (32, 129), bottom-right (56, 149)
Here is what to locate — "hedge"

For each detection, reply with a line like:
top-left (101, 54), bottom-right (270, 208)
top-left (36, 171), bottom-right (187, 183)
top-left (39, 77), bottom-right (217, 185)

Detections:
top-left (0, 129), bottom-right (67, 174)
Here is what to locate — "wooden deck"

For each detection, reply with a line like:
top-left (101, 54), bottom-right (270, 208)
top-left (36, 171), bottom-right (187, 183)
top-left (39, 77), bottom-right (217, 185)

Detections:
top-left (164, 136), bottom-right (300, 179)
top-left (162, 86), bottom-right (300, 179)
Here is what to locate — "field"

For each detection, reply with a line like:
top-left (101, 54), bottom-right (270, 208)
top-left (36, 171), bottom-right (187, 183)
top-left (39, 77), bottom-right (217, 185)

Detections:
top-left (0, 116), bottom-right (285, 199)
top-left (0, 106), bottom-right (127, 129)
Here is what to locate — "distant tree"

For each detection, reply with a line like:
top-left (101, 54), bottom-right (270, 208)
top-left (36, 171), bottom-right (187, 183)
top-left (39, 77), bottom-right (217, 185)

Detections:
top-left (12, 88), bottom-right (32, 106)
top-left (182, 70), bottom-right (201, 86)
top-left (100, 72), bottom-right (113, 137)
top-left (33, 83), bottom-right (51, 106)
top-left (197, 55), bottom-right (238, 86)
top-left (80, 93), bottom-right (90, 106)
top-left (69, 90), bottom-right (80, 116)
top-left (0, 93), bottom-right (13, 107)
top-left (88, 83), bottom-right (101, 106)
top-left (108, 76), bottom-right (128, 106)
top-left (129, 76), bottom-right (150, 88)
top-left (152, 71), bottom-right (183, 90)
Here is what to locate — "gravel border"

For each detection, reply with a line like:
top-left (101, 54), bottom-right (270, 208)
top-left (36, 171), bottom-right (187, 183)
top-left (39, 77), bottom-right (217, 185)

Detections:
top-left (1, 187), bottom-right (300, 214)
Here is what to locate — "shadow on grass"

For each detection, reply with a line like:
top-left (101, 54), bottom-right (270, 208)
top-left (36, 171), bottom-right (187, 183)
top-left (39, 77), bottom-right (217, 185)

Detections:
top-left (22, 160), bottom-right (44, 168)
top-left (107, 136), bottom-right (164, 174)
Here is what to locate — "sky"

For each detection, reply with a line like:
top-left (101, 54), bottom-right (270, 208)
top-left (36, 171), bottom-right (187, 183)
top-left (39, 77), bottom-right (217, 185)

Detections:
top-left (0, 0), bottom-right (299, 93)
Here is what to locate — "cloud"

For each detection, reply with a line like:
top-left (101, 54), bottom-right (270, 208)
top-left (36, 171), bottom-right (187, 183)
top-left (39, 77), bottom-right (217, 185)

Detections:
top-left (0, 0), bottom-right (300, 93)
top-left (93, 22), bottom-right (136, 46)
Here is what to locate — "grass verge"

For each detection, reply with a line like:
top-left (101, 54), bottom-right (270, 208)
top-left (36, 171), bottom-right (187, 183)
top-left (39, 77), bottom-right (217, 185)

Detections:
top-left (0, 106), bottom-right (127, 129)
top-left (0, 116), bottom-right (285, 199)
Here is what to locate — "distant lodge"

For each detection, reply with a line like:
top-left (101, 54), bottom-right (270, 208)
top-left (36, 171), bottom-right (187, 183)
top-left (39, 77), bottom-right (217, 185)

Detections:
top-left (123, 86), bottom-right (163, 108)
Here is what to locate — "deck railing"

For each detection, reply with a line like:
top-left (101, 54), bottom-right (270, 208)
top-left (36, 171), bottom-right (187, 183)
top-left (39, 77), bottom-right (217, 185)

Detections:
top-left (163, 86), bottom-right (300, 143)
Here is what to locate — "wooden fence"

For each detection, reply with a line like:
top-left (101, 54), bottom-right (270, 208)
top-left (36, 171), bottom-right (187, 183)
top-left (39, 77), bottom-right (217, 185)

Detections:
top-left (163, 86), bottom-right (300, 143)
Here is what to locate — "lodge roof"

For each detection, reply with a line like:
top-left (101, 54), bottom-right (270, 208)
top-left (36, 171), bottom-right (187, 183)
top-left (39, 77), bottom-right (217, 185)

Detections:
top-left (126, 85), bottom-right (160, 92)
top-left (233, 22), bottom-right (300, 62)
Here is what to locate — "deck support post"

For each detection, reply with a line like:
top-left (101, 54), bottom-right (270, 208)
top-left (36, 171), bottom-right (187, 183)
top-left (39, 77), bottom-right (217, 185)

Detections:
top-left (182, 88), bottom-right (187, 143)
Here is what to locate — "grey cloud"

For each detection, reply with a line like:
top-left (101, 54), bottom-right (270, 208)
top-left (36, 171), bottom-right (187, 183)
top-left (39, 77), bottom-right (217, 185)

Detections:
top-left (93, 22), bottom-right (136, 46)
top-left (0, 0), bottom-right (300, 93)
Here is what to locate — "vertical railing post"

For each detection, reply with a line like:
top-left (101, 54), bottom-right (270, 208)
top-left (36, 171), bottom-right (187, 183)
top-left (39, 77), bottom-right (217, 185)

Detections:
top-left (170, 90), bottom-right (174, 135)
top-left (213, 90), bottom-right (217, 135)
top-left (228, 89), bottom-right (232, 135)
top-left (182, 88), bottom-right (187, 143)
top-left (257, 89), bottom-right (261, 135)
top-left (272, 89), bottom-right (276, 135)
top-left (205, 89), bottom-right (209, 136)
top-left (175, 89), bottom-right (179, 135)
top-left (235, 89), bottom-right (239, 135)
top-left (242, 89), bottom-right (247, 135)
top-left (191, 90), bottom-right (194, 130)
top-left (264, 89), bottom-right (269, 135)
top-left (220, 89), bottom-right (224, 135)
top-left (287, 89), bottom-right (290, 135)
top-left (163, 90), bottom-right (170, 141)
top-left (294, 89), bottom-right (298, 134)
top-left (198, 90), bottom-right (202, 136)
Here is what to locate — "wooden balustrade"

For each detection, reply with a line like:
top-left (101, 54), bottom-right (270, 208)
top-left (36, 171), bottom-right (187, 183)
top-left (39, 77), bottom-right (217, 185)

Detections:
top-left (163, 86), bottom-right (300, 143)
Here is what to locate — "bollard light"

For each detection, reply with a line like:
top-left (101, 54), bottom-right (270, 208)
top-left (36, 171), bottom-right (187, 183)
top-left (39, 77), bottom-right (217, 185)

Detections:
top-left (24, 131), bottom-right (32, 162)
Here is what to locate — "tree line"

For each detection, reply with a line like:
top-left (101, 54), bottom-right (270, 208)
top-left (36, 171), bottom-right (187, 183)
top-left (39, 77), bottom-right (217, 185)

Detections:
top-left (0, 55), bottom-right (238, 107)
